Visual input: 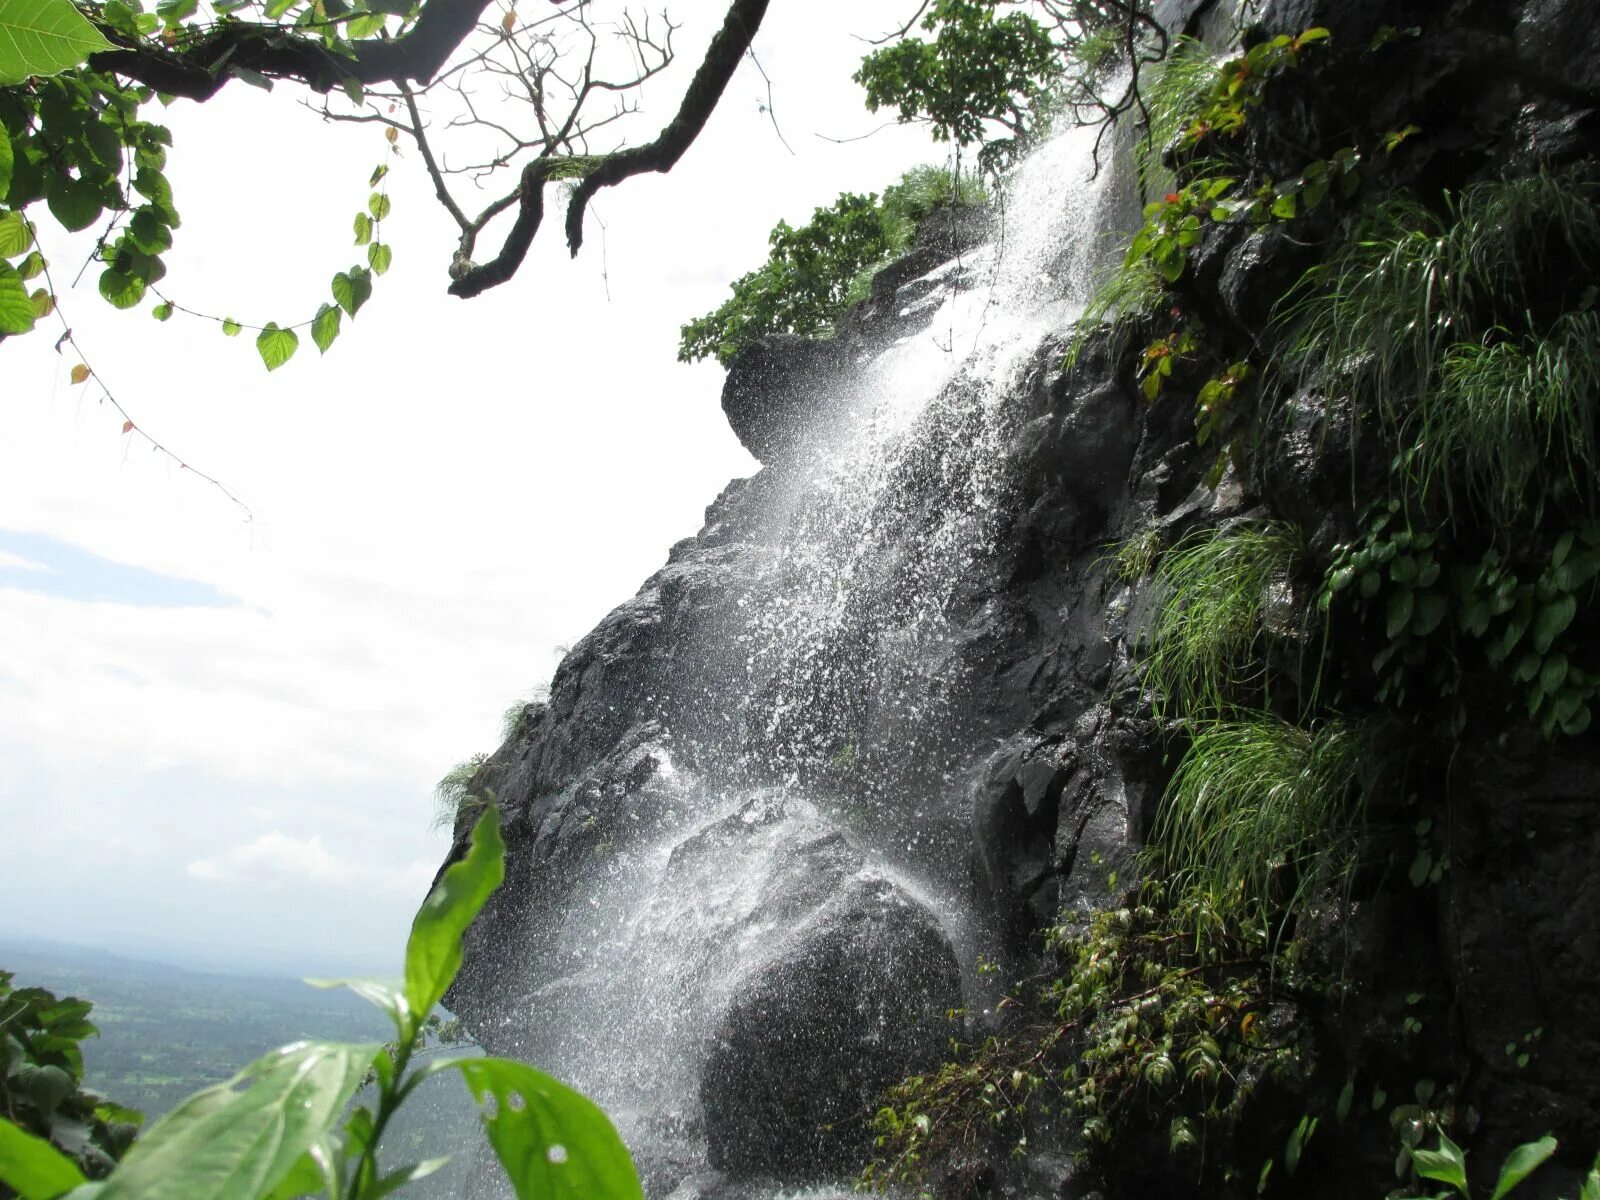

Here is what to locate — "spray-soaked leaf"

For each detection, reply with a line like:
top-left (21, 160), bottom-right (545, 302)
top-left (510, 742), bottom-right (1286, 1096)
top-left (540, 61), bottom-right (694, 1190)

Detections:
top-left (255, 322), bottom-right (298, 370)
top-left (0, 0), bottom-right (114, 86)
top-left (95, 1041), bottom-right (378, 1200)
top-left (405, 805), bottom-right (503, 1020)
top-left (451, 1057), bottom-right (642, 1200)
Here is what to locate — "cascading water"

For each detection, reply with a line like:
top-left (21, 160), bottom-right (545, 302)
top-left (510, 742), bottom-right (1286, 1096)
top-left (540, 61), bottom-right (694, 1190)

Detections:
top-left (465, 114), bottom-right (1128, 1199)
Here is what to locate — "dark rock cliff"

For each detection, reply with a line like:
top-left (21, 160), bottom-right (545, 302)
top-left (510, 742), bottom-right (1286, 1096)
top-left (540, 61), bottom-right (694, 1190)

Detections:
top-left (440, 0), bottom-right (1600, 1194)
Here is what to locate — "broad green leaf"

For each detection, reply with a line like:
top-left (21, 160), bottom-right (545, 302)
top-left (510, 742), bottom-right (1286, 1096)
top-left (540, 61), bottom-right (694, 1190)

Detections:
top-left (331, 265), bottom-right (371, 317)
top-left (255, 323), bottom-right (298, 370)
top-left (1489, 1135), bottom-right (1557, 1200)
top-left (405, 805), bottom-right (503, 1022)
top-left (0, 0), bottom-right (114, 86)
top-left (1532, 595), bottom-right (1576, 655)
top-left (367, 191), bottom-right (390, 220)
top-left (127, 209), bottom-right (171, 255)
top-left (97, 1041), bottom-right (378, 1200)
top-left (45, 174), bottom-right (102, 232)
top-left (0, 1117), bottom-right (87, 1199)
top-left (451, 1057), bottom-right (642, 1200)
top-left (1412, 1133), bottom-right (1469, 1198)
top-left (0, 126), bottom-right (12, 198)
top-left (150, 302), bottom-right (171, 321)
top-left (366, 1157), bottom-right (449, 1199)
top-left (1386, 589), bottom-right (1414, 639)
top-left (154, 0), bottom-right (195, 22)
top-left (305, 976), bottom-right (409, 1035)
top-left (0, 208), bottom-right (24, 255)
top-left (310, 302), bottom-right (340, 353)
top-left (221, 317), bottom-right (241, 336)
top-left (368, 241), bottom-right (391, 274)
top-left (30, 286), bottom-right (51, 316)
top-left (97, 268), bottom-right (145, 310)
top-left (0, 260), bottom-right (36, 333)
top-left (353, 210), bottom-right (372, 245)
top-left (17, 250), bottom-right (44, 279)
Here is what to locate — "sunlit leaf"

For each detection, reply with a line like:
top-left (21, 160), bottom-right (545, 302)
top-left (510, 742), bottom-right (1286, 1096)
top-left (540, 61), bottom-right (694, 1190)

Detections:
top-left (368, 242), bottom-right (391, 274)
top-left (221, 317), bottom-right (241, 336)
top-left (405, 805), bottom-right (503, 1022)
top-left (0, 1117), bottom-right (87, 1199)
top-left (97, 268), bottom-right (146, 310)
top-left (1412, 1133), bottom-right (1469, 1198)
top-left (367, 192), bottom-right (391, 220)
top-left (331, 266), bottom-right (372, 317)
top-left (255, 322), bottom-right (298, 370)
top-left (451, 1057), bottom-right (642, 1200)
top-left (0, 261), bottom-right (36, 333)
top-left (0, 0), bottom-right (114, 86)
top-left (96, 1041), bottom-right (379, 1200)
top-left (45, 174), bottom-right (102, 232)
top-left (310, 302), bottom-right (340, 354)
top-left (69, 363), bottom-right (91, 385)
top-left (151, 302), bottom-right (172, 321)
top-left (353, 211), bottom-right (372, 245)
top-left (30, 287), bottom-right (52, 316)
top-left (0, 208), bottom-right (31, 255)
top-left (0, 127), bottom-right (12, 199)
top-left (17, 250), bottom-right (44, 279)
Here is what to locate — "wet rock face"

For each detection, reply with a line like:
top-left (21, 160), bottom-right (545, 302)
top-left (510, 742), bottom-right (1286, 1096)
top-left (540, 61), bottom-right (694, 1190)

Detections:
top-left (700, 874), bottom-right (961, 1178)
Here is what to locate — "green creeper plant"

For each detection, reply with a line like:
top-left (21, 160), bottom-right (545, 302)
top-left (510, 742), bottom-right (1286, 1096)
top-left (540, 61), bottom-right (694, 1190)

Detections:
top-left (0, 806), bottom-right (644, 1200)
top-left (1393, 1132), bottom-right (1597, 1200)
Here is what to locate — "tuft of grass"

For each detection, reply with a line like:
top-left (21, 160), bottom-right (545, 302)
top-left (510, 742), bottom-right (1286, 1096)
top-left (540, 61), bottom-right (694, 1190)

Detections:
top-left (1136, 36), bottom-right (1222, 198)
top-left (1104, 523), bottom-right (1164, 582)
top-left (432, 752), bottom-right (489, 830)
top-left (1149, 716), bottom-right (1373, 929)
top-left (1279, 174), bottom-right (1600, 519)
top-left (1141, 520), bottom-right (1302, 716)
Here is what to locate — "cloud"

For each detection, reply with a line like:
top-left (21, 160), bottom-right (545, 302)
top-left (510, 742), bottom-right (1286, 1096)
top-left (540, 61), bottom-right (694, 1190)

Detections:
top-left (0, 549), bottom-right (51, 573)
top-left (188, 831), bottom-right (350, 885)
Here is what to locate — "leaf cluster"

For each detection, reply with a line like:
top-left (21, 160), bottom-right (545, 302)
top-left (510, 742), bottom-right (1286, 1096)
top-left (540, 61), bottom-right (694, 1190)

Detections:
top-left (0, 972), bottom-right (142, 1188)
top-left (0, 807), bottom-right (645, 1200)
top-left (677, 163), bottom-right (985, 366)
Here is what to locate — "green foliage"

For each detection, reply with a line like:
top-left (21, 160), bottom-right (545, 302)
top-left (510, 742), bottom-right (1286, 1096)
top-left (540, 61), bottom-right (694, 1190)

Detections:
top-left (853, 0), bottom-right (1062, 153)
top-left (1177, 27), bottom-right (1330, 149)
top-left (0, 807), bottom-right (642, 1200)
top-left (1135, 36), bottom-right (1220, 197)
top-left (0, 0), bottom-right (110, 85)
top-left (1281, 174), bottom-right (1600, 521)
top-left (678, 163), bottom-right (984, 365)
top-left (1106, 522), bottom-right (1163, 583)
top-left (432, 753), bottom-right (489, 830)
top-left (0, 971), bottom-right (141, 1185)
top-left (1142, 520), bottom-right (1302, 716)
top-left (1151, 716), bottom-right (1373, 929)
top-left (1321, 503), bottom-right (1600, 738)
top-left (1392, 1132), bottom-right (1570, 1200)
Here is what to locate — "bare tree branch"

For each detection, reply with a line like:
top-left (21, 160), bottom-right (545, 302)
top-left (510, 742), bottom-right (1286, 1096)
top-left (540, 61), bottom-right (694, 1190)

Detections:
top-left (448, 0), bottom-right (770, 297)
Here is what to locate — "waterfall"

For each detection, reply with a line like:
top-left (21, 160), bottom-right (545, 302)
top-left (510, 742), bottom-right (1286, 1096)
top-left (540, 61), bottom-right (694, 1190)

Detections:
top-left (467, 114), bottom-right (1127, 1199)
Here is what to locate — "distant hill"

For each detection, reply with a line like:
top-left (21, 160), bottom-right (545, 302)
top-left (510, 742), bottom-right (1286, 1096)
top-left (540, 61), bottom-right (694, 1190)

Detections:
top-left (0, 937), bottom-right (481, 1198)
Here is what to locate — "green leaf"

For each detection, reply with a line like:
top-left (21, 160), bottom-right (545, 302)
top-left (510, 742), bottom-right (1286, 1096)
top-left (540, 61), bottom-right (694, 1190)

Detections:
top-left (0, 207), bottom-right (27, 255)
top-left (0, 126), bottom-right (12, 199)
top-left (353, 211), bottom-right (372, 245)
top-left (221, 317), bottom-right (241, 336)
top-left (17, 250), bottom-right (44, 279)
top-left (365, 1158), bottom-right (450, 1199)
top-left (1539, 653), bottom-right (1569, 696)
top-left (0, 1117), bottom-right (88, 1199)
top-left (450, 1057), bottom-right (642, 1200)
top-left (368, 241), bottom-right (391, 275)
top-left (45, 174), bottom-right (102, 232)
top-left (1532, 595), bottom-right (1576, 655)
top-left (154, 0), bottom-right (196, 22)
top-left (0, 0), bottom-right (114, 86)
top-left (304, 977), bottom-right (409, 1036)
top-left (255, 322), bottom-right (298, 370)
top-left (1412, 1133), bottom-right (1470, 1198)
top-left (1386, 589), bottom-right (1415, 639)
top-left (96, 1041), bottom-right (378, 1200)
top-left (331, 265), bottom-right (372, 317)
top-left (1489, 1136), bottom-right (1557, 1200)
top-left (0, 260), bottom-right (37, 333)
top-left (310, 302), bottom-right (340, 354)
top-left (367, 191), bottom-right (390, 221)
top-left (1412, 592), bottom-right (1447, 637)
top-left (405, 805), bottom-right (504, 1023)
top-left (151, 302), bottom-right (171, 321)
top-left (97, 268), bottom-right (146, 310)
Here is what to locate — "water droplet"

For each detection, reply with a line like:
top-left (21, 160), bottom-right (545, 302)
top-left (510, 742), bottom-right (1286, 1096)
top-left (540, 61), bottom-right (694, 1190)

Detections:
top-left (482, 1095), bottom-right (498, 1119)
top-left (507, 1091), bottom-right (526, 1112)
top-left (547, 1144), bottom-right (568, 1164)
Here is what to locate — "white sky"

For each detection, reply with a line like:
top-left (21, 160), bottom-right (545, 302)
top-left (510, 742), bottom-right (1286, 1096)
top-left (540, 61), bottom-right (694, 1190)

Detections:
top-left (0, 0), bottom-right (938, 975)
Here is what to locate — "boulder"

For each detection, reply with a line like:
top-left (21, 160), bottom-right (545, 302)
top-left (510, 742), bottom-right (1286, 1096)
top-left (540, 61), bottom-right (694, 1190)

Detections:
top-left (700, 873), bottom-right (962, 1177)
